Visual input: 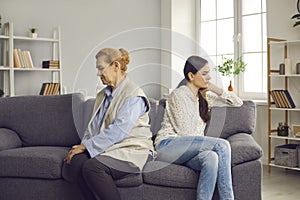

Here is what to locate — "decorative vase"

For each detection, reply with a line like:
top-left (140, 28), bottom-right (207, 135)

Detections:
top-left (228, 80), bottom-right (233, 91)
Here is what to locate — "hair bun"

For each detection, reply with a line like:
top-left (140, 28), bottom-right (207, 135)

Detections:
top-left (119, 48), bottom-right (130, 65)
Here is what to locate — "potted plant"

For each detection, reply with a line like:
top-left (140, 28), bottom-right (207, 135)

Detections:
top-left (216, 56), bottom-right (247, 91)
top-left (28, 28), bottom-right (38, 38)
top-left (291, 0), bottom-right (300, 27)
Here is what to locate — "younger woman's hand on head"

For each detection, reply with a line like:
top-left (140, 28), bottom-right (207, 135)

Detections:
top-left (207, 82), bottom-right (223, 96)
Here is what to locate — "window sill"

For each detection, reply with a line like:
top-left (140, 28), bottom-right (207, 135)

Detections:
top-left (251, 100), bottom-right (268, 106)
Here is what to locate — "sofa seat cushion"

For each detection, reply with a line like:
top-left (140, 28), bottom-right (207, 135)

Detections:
top-left (115, 173), bottom-right (143, 187)
top-left (142, 161), bottom-right (198, 189)
top-left (0, 146), bottom-right (69, 179)
top-left (228, 133), bottom-right (263, 166)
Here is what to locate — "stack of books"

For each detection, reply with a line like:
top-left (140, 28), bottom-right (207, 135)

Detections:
top-left (42, 60), bottom-right (59, 69)
top-left (271, 90), bottom-right (296, 108)
top-left (39, 83), bottom-right (60, 95)
top-left (13, 48), bottom-right (34, 68)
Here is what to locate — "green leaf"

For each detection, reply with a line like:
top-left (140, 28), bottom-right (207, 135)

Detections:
top-left (293, 21), bottom-right (300, 27)
top-left (291, 13), bottom-right (300, 19)
top-left (216, 56), bottom-right (247, 77)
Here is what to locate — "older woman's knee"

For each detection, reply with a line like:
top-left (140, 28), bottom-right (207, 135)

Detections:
top-left (82, 158), bottom-right (109, 178)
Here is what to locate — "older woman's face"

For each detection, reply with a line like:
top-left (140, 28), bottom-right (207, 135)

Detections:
top-left (96, 56), bottom-right (116, 86)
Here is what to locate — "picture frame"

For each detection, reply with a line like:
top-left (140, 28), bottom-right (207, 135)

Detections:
top-left (292, 125), bottom-right (300, 137)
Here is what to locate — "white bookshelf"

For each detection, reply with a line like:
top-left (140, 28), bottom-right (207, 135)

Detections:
top-left (0, 22), bottom-right (62, 96)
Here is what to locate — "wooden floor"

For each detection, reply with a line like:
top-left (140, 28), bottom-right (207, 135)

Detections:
top-left (262, 165), bottom-right (300, 200)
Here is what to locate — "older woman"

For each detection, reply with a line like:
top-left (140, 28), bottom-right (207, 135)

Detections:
top-left (63, 48), bottom-right (154, 200)
top-left (154, 56), bottom-right (243, 200)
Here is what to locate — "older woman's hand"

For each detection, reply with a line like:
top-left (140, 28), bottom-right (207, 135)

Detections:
top-left (64, 144), bottom-right (86, 165)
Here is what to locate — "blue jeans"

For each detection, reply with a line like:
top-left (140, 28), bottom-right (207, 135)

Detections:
top-left (155, 136), bottom-right (234, 200)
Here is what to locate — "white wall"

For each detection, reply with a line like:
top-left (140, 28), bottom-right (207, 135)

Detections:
top-left (160, 0), bottom-right (197, 96)
top-left (267, 0), bottom-right (299, 40)
top-left (0, 0), bottom-right (162, 99)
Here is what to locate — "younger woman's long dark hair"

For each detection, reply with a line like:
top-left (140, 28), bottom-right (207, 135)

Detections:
top-left (183, 56), bottom-right (210, 122)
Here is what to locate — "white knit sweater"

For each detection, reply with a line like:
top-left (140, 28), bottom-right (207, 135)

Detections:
top-left (154, 85), bottom-right (243, 146)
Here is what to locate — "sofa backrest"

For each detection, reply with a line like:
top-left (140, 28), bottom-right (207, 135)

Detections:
top-left (77, 98), bottom-right (256, 141)
top-left (78, 98), bottom-right (95, 139)
top-left (150, 99), bottom-right (256, 139)
top-left (0, 93), bottom-right (84, 147)
top-left (204, 100), bottom-right (256, 138)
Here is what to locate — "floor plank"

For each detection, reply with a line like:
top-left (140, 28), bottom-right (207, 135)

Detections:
top-left (262, 165), bottom-right (300, 200)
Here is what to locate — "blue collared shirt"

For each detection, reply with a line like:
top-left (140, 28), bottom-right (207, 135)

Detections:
top-left (81, 85), bottom-right (148, 158)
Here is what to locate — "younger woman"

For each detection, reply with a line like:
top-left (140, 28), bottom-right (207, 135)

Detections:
top-left (155, 55), bottom-right (243, 200)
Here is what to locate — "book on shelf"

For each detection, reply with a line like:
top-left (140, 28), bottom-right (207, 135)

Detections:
top-left (42, 60), bottom-right (59, 69)
top-left (13, 48), bottom-right (33, 68)
top-left (39, 83), bottom-right (60, 95)
top-left (270, 90), bottom-right (280, 108)
top-left (270, 89), bottom-right (296, 108)
top-left (283, 90), bottom-right (296, 108)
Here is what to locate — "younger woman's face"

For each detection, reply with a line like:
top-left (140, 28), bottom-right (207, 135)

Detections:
top-left (193, 63), bottom-right (211, 89)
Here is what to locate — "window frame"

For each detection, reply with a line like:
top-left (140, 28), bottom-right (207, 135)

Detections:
top-left (196, 0), bottom-right (267, 100)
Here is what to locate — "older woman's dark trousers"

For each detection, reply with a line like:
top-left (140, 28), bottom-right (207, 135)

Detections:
top-left (62, 152), bottom-right (133, 200)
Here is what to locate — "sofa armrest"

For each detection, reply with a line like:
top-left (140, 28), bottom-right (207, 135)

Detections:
top-left (227, 133), bottom-right (263, 166)
top-left (0, 128), bottom-right (22, 151)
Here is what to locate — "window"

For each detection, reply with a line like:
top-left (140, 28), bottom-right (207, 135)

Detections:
top-left (198, 0), bottom-right (267, 99)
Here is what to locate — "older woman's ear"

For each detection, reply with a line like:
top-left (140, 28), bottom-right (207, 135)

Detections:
top-left (113, 61), bottom-right (121, 71)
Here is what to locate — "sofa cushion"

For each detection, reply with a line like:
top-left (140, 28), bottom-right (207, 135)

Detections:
top-left (115, 173), bottom-right (143, 187)
top-left (227, 133), bottom-right (263, 166)
top-left (0, 146), bottom-right (69, 179)
top-left (148, 98), bottom-right (158, 135)
top-left (0, 93), bottom-right (83, 146)
top-left (149, 99), bottom-right (166, 137)
top-left (78, 98), bottom-right (95, 139)
top-left (205, 101), bottom-right (256, 139)
top-left (0, 128), bottom-right (22, 151)
top-left (143, 161), bottom-right (198, 189)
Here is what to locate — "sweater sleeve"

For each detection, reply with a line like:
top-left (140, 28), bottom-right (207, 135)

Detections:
top-left (206, 90), bottom-right (243, 108)
top-left (165, 91), bottom-right (192, 135)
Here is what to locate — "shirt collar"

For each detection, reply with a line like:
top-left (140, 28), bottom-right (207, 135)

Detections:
top-left (104, 76), bottom-right (127, 98)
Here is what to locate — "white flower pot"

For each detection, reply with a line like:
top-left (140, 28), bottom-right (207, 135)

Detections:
top-left (30, 32), bottom-right (38, 38)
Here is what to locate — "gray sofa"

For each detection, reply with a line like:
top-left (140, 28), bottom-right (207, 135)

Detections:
top-left (0, 93), bottom-right (262, 200)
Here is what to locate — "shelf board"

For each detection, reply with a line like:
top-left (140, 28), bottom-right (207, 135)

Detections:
top-left (269, 40), bottom-right (300, 45)
top-left (0, 66), bottom-right (10, 70)
top-left (269, 134), bottom-right (300, 141)
top-left (269, 74), bottom-right (300, 77)
top-left (269, 107), bottom-right (300, 111)
top-left (13, 36), bottom-right (59, 42)
top-left (13, 68), bottom-right (60, 72)
top-left (0, 35), bottom-right (9, 39)
top-left (269, 163), bottom-right (300, 171)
